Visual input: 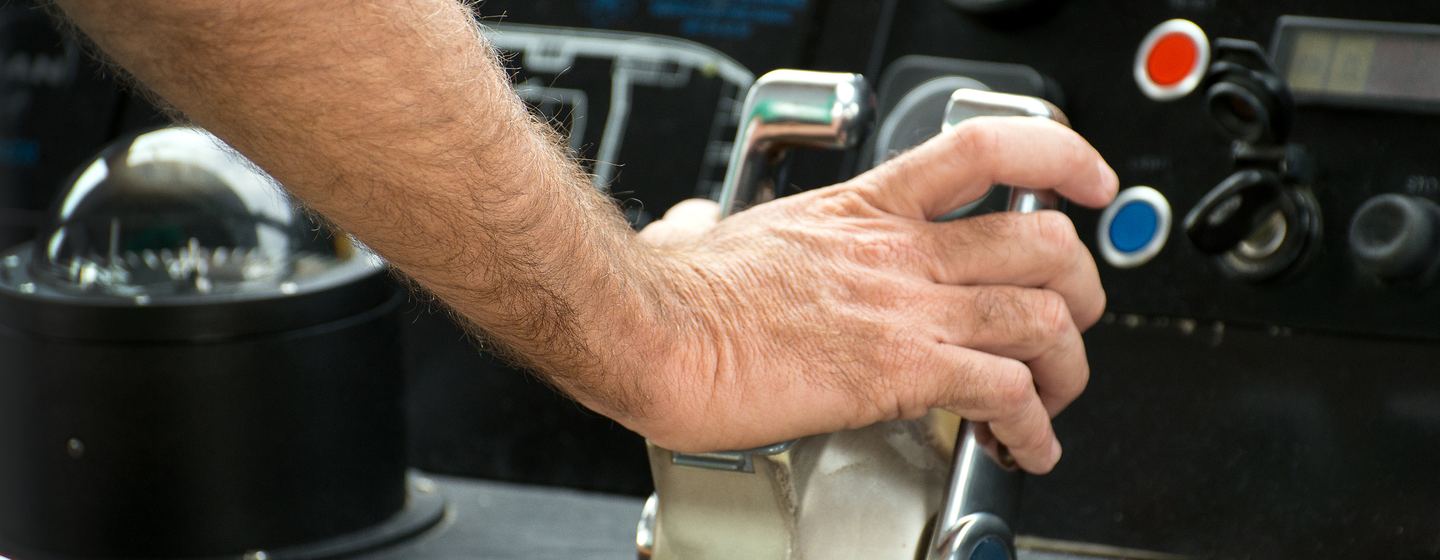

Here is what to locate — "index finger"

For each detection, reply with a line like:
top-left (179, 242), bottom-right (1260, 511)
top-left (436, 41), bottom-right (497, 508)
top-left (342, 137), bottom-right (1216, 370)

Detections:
top-left (852, 116), bottom-right (1119, 221)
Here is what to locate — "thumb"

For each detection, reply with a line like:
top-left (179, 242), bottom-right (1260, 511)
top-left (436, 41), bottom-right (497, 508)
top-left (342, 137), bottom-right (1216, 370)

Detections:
top-left (637, 198), bottom-right (722, 249)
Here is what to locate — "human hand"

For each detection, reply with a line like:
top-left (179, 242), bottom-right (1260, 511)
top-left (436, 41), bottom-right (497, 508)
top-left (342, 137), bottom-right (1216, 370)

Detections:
top-left (632, 116), bottom-right (1118, 474)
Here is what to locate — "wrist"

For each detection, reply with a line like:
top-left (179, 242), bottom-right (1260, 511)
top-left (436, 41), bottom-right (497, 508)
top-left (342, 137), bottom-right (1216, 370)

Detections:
top-left (588, 246), bottom-right (722, 447)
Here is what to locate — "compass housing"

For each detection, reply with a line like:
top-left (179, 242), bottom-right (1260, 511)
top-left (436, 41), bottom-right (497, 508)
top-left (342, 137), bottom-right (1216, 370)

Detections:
top-left (0, 128), bottom-right (435, 559)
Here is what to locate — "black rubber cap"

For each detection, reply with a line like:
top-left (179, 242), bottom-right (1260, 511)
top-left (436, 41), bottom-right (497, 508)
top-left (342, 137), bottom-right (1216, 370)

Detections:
top-left (1207, 80), bottom-right (1275, 145)
top-left (1349, 194), bottom-right (1440, 280)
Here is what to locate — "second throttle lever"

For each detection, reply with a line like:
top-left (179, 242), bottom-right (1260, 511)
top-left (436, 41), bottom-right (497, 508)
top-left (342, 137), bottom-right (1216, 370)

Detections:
top-left (927, 89), bottom-right (1070, 560)
top-left (717, 70), bottom-right (875, 218)
top-left (668, 70), bottom-right (875, 469)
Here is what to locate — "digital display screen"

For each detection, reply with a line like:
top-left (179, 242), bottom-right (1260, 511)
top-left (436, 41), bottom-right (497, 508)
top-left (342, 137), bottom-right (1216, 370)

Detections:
top-left (1274, 16), bottom-right (1440, 112)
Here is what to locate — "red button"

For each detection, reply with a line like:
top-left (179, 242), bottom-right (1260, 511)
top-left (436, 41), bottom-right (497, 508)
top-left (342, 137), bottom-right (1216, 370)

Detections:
top-left (1146, 33), bottom-right (1200, 87)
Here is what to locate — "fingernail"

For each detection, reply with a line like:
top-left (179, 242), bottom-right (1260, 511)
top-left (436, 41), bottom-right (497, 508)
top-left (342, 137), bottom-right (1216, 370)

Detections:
top-left (1050, 439), bottom-right (1064, 463)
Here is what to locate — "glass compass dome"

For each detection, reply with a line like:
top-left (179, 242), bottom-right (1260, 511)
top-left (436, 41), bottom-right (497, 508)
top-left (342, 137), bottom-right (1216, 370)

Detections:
top-left (1, 126), bottom-right (380, 304)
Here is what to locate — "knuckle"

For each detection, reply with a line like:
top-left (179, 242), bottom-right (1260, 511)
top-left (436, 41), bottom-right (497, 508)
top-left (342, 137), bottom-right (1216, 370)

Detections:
top-left (875, 343), bottom-right (936, 421)
top-left (847, 234), bottom-right (922, 269)
top-left (951, 119), bottom-right (1002, 159)
top-left (967, 212), bottom-right (1013, 243)
top-left (975, 287), bottom-right (1072, 343)
top-left (989, 363), bottom-right (1033, 413)
top-left (970, 288), bottom-right (1012, 330)
top-left (893, 391), bottom-right (933, 421)
top-left (819, 182), bottom-right (888, 218)
top-left (839, 325), bottom-right (930, 424)
top-left (1064, 136), bottom-right (1092, 172)
top-left (1030, 211), bottom-right (1080, 253)
top-left (878, 326), bottom-right (930, 374)
top-left (1029, 290), bottom-right (1074, 340)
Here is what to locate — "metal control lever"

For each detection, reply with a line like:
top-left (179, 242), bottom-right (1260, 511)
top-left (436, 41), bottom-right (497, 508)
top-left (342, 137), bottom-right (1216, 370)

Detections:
top-left (669, 69), bottom-right (875, 472)
top-left (716, 69), bottom-right (875, 217)
top-left (643, 70), bottom-right (879, 560)
top-left (927, 89), bottom-right (1070, 560)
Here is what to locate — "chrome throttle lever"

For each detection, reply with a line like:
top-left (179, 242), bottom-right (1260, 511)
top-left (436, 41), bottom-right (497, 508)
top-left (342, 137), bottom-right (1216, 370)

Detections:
top-left (641, 70), bottom-right (877, 560)
top-left (672, 69), bottom-right (875, 467)
top-left (717, 69), bottom-right (875, 217)
top-left (927, 89), bottom-right (1070, 560)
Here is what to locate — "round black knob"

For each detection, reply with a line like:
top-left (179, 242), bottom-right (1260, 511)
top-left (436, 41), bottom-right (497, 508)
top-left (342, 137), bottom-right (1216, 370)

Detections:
top-left (1349, 194), bottom-right (1440, 281)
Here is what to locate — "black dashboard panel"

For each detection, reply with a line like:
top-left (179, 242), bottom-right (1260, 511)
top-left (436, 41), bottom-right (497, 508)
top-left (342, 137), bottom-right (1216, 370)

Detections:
top-left (6, 1), bottom-right (1440, 558)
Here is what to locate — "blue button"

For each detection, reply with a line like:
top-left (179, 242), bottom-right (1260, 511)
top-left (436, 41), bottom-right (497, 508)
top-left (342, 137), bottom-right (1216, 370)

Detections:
top-left (1099, 186), bottom-right (1171, 269)
top-left (1109, 200), bottom-right (1160, 254)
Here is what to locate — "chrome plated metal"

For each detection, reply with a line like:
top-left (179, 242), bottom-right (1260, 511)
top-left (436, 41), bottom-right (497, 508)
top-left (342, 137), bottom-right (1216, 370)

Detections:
top-left (873, 75), bottom-right (991, 169)
top-left (716, 69), bottom-right (874, 216)
top-left (934, 422), bottom-right (1023, 539)
top-left (928, 88), bottom-right (1072, 560)
top-left (943, 88), bottom-right (1069, 127)
top-left (930, 426), bottom-right (1020, 560)
top-left (647, 418), bottom-right (957, 560)
top-left (671, 69), bottom-right (876, 475)
top-left (670, 441), bottom-right (794, 473)
top-left (636, 493), bottom-right (658, 559)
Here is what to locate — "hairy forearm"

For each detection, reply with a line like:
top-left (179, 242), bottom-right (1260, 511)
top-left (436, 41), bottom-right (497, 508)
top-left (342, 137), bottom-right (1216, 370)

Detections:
top-left (53, 0), bottom-right (676, 418)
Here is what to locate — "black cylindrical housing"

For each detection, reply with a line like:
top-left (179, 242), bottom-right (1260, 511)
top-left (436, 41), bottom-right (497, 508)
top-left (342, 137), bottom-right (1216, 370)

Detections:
top-left (0, 269), bottom-right (407, 559)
